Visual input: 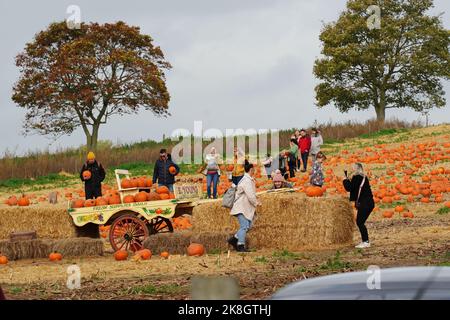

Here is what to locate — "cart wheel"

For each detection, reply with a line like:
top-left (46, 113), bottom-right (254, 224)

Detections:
top-left (109, 214), bottom-right (149, 252)
top-left (148, 216), bottom-right (173, 235)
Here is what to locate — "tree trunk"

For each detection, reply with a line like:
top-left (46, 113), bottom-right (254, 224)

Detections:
top-left (86, 124), bottom-right (99, 152)
top-left (375, 90), bottom-right (386, 122)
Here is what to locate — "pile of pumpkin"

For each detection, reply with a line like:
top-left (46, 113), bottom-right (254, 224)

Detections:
top-left (113, 243), bottom-right (204, 261)
top-left (380, 205), bottom-right (415, 219)
top-left (3, 194), bottom-right (31, 207)
top-left (71, 186), bottom-right (175, 208)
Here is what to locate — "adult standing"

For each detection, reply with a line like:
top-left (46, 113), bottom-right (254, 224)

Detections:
top-left (294, 131), bottom-right (301, 171)
top-left (152, 148), bottom-right (180, 193)
top-left (310, 128), bottom-right (324, 161)
top-left (205, 147), bottom-right (221, 199)
top-left (343, 163), bottom-right (375, 249)
top-left (298, 129), bottom-right (312, 172)
top-left (80, 152), bottom-right (106, 199)
top-left (231, 146), bottom-right (245, 186)
top-left (227, 160), bottom-right (260, 252)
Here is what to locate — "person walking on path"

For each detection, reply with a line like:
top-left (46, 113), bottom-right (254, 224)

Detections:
top-left (152, 148), bottom-right (180, 192)
top-left (80, 152), bottom-right (106, 199)
top-left (298, 129), bottom-right (312, 172)
top-left (343, 163), bottom-right (375, 249)
top-left (310, 128), bottom-right (323, 161)
top-left (310, 151), bottom-right (326, 187)
top-left (205, 147), bottom-right (221, 199)
top-left (227, 160), bottom-right (261, 252)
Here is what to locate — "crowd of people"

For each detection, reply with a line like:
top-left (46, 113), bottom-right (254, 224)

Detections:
top-left (78, 126), bottom-right (374, 253)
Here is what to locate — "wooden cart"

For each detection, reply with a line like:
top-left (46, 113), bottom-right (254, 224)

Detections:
top-left (68, 169), bottom-right (202, 252)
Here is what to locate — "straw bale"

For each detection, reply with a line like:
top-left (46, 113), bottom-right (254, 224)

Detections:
top-left (192, 192), bottom-right (354, 250)
top-left (0, 238), bottom-right (103, 260)
top-left (0, 206), bottom-right (76, 239)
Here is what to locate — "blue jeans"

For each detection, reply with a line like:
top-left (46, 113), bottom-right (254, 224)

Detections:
top-left (232, 175), bottom-right (244, 186)
top-left (206, 172), bottom-right (219, 198)
top-left (234, 213), bottom-right (252, 245)
top-left (160, 183), bottom-right (174, 192)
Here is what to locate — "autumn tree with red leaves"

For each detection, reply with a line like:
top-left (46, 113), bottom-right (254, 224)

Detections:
top-left (12, 21), bottom-right (171, 151)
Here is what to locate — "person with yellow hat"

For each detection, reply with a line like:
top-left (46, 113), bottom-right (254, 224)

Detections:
top-left (80, 151), bottom-right (106, 199)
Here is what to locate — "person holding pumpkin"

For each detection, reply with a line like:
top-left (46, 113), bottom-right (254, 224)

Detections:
top-left (152, 149), bottom-right (180, 193)
top-left (227, 160), bottom-right (261, 252)
top-left (343, 163), bottom-right (375, 249)
top-left (80, 152), bottom-right (106, 199)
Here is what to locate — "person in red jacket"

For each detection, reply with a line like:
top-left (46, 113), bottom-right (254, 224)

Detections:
top-left (298, 129), bottom-right (312, 172)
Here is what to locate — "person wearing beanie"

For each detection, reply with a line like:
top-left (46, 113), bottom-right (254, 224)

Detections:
top-left (152, 148), bottom-right (180, 192)
top-left (80, 151), bottom-right (106, 199)
top-left (271, 170), bottom-right (293, 189)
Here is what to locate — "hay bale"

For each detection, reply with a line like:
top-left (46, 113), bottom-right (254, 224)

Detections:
top-left (191, 232), bottom-right (230, 252)
top-left (0, 238), bottom-right (103, 260)
top-left (192, 192), bottom-right (354, 251)
top-left (143, 231), bottom-right (192, 254)
top-left (0, 206), bottom-right (77, 239)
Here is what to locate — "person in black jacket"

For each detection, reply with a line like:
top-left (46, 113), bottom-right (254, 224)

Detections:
top-left (343, 163), bottom-right (375, 249)
top-left (80, 152), bottom-right (106, 199)
top-left (152, 149), bottom-right (180, 192)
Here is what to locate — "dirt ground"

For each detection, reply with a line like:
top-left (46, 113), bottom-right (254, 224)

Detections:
top-left (1, 212), bottom-right (449, 300)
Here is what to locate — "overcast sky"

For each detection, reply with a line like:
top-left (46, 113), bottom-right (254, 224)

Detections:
top-left (0, 0), bottom-right (449, 155)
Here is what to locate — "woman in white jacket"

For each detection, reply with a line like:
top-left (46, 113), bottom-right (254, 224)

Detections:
top-left (310, 128), bottom-right (323, 161)
top-left (227, 160), bottom-right (261, 252)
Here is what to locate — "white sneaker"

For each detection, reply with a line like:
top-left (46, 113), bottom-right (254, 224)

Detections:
top-left (355, 241), bottom-right (370, 249)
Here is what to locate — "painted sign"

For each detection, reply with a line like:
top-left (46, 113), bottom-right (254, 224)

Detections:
top-left (174, 184), bottom-right (202, 200)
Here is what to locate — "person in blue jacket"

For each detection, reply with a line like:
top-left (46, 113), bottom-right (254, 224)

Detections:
top-left (152, 149), bottom-right (180, 192)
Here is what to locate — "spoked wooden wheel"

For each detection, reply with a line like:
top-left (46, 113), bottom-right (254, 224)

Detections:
top-left (109, 214), bottom-right (149, 252)
top-left (148, 216), bottom-right (173, 235)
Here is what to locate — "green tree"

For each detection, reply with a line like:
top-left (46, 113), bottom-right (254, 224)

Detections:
top-left (314, 0), bottom-right (450, 121)
top-left (12, 21), bottom-right (171, 151)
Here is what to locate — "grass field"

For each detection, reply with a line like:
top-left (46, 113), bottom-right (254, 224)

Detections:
top-left (0, 123), bottom-right (449, 299)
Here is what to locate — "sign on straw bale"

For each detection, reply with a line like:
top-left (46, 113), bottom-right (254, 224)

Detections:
top-left (192, 192), bottom-right (354, 250)
top-left (0, 206), bottom-right (77, 239)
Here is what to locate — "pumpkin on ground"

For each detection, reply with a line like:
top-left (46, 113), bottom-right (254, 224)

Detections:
top-left (382, 211), bottom-right (394, 218)
top-left (160, 251), bottom-right (170, 259)
top-left (17, 195), bottom-right (30, 207)
top-left (114, 250), bottom-right (128, 261)
top-left (49, 252), bottom-right (62, 261)
top-left (136, 249), bottom-right (152, 260)
top-left (0, 253), bottom-right (8, 265)
top-left (6, 196), bottom-right (18, 206)
top-left (187, 243), bottom-right (205, 257)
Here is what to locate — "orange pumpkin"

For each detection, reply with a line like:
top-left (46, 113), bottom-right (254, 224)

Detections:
top-left (156, 186), bottom-right (170, 194)
top-left (84, 199), bottom-right (96, 207)
top-left (147, 192), bottom-right (161, 201)
top-left (130, 178), bottom-right (139, 188)
top-left (6, 196), bottom-right (18, 206)
top-left (382, 211), bottom-right (394, 218)
top-left (445, 201), bottom-right (450, 209)
top-left (17, 195), bottom-right (30, 207)
top-left (123, 195), bottom-right (135, 203)
top-left (187, 243), bottom-right (205, 257)
top-left (95, 197), bottom-right (108, 206)
top-left (160, 251), bottom-right (170, 259)
top-left (134, 191), bottom-right (148, 203)
top-left (137, 178), bottom-right (146, 188)
top-left (159, 193), bottom-right (170, 200)
top-left (136, 249), bottom-right (152, 260)
top-left (394, 206), bottom-right (404, 213)
top-left (121, 178), bottom-right (132, 189)
top-left (114, 250), bottom-right (128, 261)
top-left (82, 170), bottom-right (92, 180)
top-left (71, 199), bottom-right (85, 208)
top-left (108, 196), bottom-right (121, 205)
top-left (169, 192), bottom-right (176, 199)
top-left (0, 254), bottom-right (8, 265)
top-left (169, 166), bottom-right (178, 175)
top-left (305, 186), bottom-right (324, 197)
top-left (145, 178), bottom-right (153, 188)
top-left (49, 251), bottom-right (62, 261)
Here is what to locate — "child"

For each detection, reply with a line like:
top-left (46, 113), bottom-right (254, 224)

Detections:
top-left (310, 151), bottom-right (326, 187)
top-left (271, 170), bottom-right (293, 189)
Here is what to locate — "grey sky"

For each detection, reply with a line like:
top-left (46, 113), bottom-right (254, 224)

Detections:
top-left (0, 0), bottom-right (449, 155)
